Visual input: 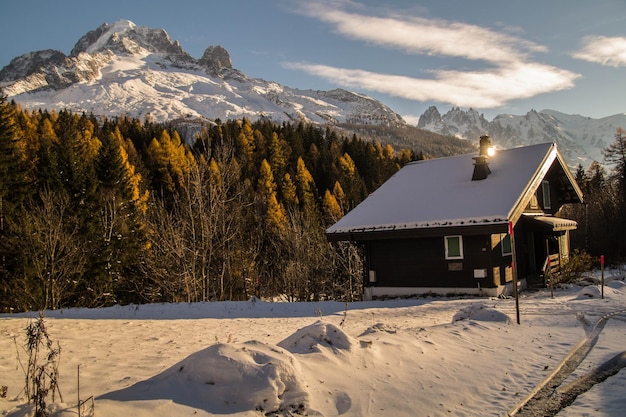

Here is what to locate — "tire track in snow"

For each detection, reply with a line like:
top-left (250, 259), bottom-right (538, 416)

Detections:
top-left (508, 309), bottom-right (626, 417)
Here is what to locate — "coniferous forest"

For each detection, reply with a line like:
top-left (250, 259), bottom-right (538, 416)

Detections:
top-left (563, 127), bottom-right (626, 263)
top-left (1, 90), bottom-right (624, 313)
top-left (0, 92), bottom-right (421, 312)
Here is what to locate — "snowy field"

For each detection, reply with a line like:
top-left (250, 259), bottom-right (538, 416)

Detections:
top-left (1, 268), bottom-right (625, 417)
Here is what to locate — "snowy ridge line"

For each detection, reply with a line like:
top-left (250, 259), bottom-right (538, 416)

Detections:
top-left (417, 106), bottom-right (626, 169)
top-left (507, 308), bottom-right (626, 416)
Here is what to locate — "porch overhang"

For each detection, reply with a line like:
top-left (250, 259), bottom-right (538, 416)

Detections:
top-left (524, 215), bottom-right (577, 231)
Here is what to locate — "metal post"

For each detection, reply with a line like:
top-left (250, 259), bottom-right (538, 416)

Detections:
top-left (509, 221), bottom-right (520, 324)
top-left (601, 255), bottom-right (605, 299)
top-left (77, 364), bottom-right (81, 417)
top-left (548, 256), bottom-right (554, 298)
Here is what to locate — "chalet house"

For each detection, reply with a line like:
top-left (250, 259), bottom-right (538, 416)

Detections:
top-left (326, 137), bottom-right (584, 299)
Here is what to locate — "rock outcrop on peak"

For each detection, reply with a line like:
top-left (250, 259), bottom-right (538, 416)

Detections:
top-left (0, 50), bottom-right (67, 82)
top-left (416, 106), bottom-right (445, 132)
top-left (70, 22), bottom-right (113, 56)
top-left (199, 45), bottom-right (232, 75)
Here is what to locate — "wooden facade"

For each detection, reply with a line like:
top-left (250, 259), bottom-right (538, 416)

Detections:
top-left (326, 141), bottom-right (584, 299)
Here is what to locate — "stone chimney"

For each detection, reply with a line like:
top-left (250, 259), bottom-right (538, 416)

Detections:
top-left (472, 135), bottom-right (492, 181)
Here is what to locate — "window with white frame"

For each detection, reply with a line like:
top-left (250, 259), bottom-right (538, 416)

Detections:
top-left (500, 233), bottom-right (512, 256)
top-left (542, 180), bottom-right (551, 209)
top-left (444, 235), bottom-right (464, 260)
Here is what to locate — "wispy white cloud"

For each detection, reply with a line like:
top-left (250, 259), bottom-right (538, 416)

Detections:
top-left (299, 3), bottom-right (545, 64)
top-left (572, 35), bottom-right (626, 67)
top-left (285, 62), bottom-right (577, 108)
top-left (286, 1), bottom-right (579, 110)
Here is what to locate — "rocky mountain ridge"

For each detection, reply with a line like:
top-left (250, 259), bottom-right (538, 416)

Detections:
top-left (0, 19), bottom-right (405, 128)
top-left (417, 106), bottom-right (626, 167)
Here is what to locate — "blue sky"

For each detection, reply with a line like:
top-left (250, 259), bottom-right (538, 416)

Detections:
top-left (1, 0), bottom-right (625, 122)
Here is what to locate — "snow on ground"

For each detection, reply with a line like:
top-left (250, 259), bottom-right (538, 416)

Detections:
top-left (0, 268), bottom-right (625, 417)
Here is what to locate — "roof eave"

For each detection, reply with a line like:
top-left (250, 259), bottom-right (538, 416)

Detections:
top-left (326, 221), bottom-right (510, 242)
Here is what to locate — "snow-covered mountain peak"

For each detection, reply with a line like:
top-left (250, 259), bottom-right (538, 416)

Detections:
top-left (0, 20), bottom-right (405, 128)
top-left (418, 106), bottom-right (489, 139)
top-left (82, 20), bottom-right (137, 55)
top-left (416, 106), bottom-right (444, 131)
top-left (70, 19), bottom-right (188, 61)
top-left (417, 106), bottom-right (626, 168)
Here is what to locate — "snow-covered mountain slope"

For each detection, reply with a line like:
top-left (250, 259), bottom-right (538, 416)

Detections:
top-left (417, 106), bottom-right (626, 168)
top-left (0, 19), bottom-right (404, 127)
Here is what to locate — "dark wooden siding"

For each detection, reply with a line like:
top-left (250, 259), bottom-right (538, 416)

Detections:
top-left (366, 234), bottom-right (512, 289)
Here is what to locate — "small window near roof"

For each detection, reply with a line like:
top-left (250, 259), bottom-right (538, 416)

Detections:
top-left (500, 233), bottom-right (512, 256)
top-left (542, 180), bottom-right (551, 209)
top-left (445, 235), bottom-right (464, 260)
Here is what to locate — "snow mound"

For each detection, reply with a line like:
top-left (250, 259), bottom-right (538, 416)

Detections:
top-left (100, 340), bottom-right (309, 414)
top-left (452, 303), bottom-right (511, 323)
top-left (574, 283), bottom-right (624, 299)
top-left (574, 285), bottom-right (603, 299)
top-left (359, 322), bottom-right (399, 336)
top-left (278, 321), bottom-right (355, 354)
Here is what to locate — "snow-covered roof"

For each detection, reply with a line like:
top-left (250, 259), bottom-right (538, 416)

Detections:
top-left (327, 142), bottom-right (568, 238)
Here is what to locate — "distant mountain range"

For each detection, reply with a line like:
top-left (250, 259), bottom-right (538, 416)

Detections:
top-left (416, 107), bottom-right (625, 168)
top-left (1, 19), bottom-right (624, 167)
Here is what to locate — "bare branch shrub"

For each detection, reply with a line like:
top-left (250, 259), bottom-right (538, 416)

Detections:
top-left (559, 249), bottom-right (594, 284)
top-left (22, 312), bottom-right (62, 417)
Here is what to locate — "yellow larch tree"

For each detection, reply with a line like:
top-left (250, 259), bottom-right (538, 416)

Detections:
top-left (322, 189), bottom-right (343, 225)
top-left (281, 173), bottom-right (299, 208)
top-left (295, 156), bottom-right (318, 214)
top-left (258, 159), bottom-right (287, 234)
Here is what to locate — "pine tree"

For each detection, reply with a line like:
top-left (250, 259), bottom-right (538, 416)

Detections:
top-left (602, 127), bottom-right (626, 257)
top-left (268, 131), bottom-right (287, 177)
top-left (121, 138), bottom-right (149, 213)
top-left (258, 159), bottom-right (287, 234)
top-left (236, 118), bottom-right (255, 173)
top-left (281, 173), bottom-right (299, 208)
top-left (338, 152), bottom-right (366, 208)
top-left (54, 111), bottom-right (100, 211)
top-left (604, 128), bottom-right (626, 195)
top-left (258, 159), bottom-right (277, 197)
top-left (14, 108), bottom-right (39, 187)
top-left (146, 137), bottom-right (175, 195)
top-left (332, 181), bottom-right (347, 213)
top-left (322, 189), bottom-right (342, 225)
top-left (160, 129), bottom-right (193, 189)
top-left (0, 91), bottom-right (27, 310)
top-left (0, 92), bottom-right (28, 209)
top-left (295, 156), bottom-right (318, 215)
top-left (575, 163), bottom-right (588, 192)
top-left (96, 130), bottom-right (127, 192)
top-left (35, 117), bottom-right (63, 192)
top-left (588, 161), bottom-right (606, 191)
top-left (266, 193), bottom-right (288, 234)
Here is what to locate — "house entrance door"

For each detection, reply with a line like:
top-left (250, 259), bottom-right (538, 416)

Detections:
top-left (526, 232), bottom-right (536, 275)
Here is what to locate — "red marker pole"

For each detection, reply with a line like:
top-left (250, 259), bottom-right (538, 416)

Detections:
top-left (548, 256), bottom-right (554, 298)
top-left (601, 255), bottom-right (605, 299)
top-left (509, 221), bottom-right (520, 324)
